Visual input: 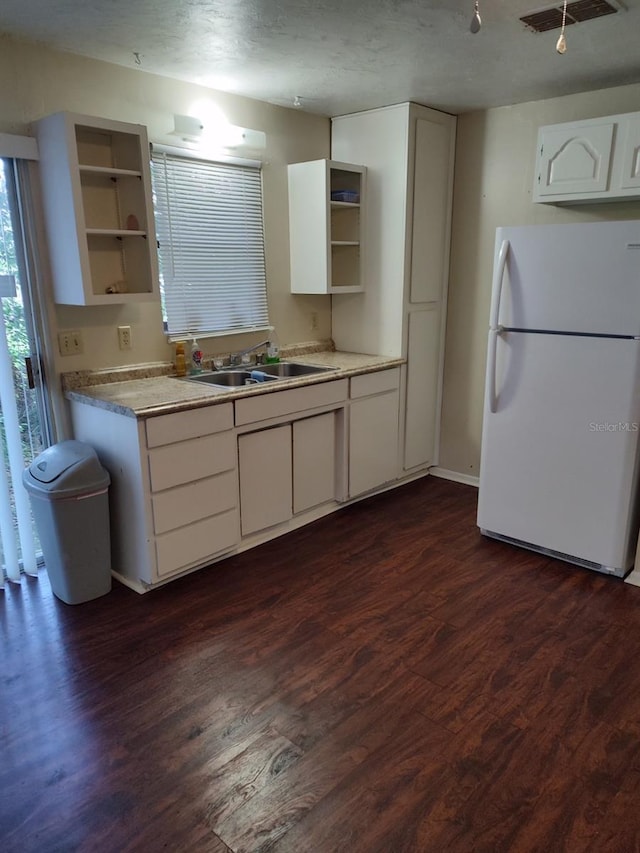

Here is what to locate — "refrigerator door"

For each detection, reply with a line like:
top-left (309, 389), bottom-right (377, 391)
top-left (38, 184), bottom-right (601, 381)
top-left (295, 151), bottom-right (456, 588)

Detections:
top-left (494, 221), bottom-right (640, 336)
top-left (478, 332), bottom-right (640, 574)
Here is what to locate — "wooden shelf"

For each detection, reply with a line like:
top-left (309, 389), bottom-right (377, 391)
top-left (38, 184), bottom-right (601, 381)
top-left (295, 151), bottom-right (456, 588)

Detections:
top-left (331, 240), bottom-right (360, 246)
top-left (330, 200), bottom-right (360, 208)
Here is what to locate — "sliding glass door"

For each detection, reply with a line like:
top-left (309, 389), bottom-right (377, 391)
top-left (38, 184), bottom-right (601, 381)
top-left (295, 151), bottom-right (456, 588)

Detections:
top-left (0, 157), bottom-right (51, 583)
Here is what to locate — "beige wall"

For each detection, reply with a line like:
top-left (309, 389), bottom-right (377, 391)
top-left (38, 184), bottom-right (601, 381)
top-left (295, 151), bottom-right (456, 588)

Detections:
top-left (440, 81), bottom-right (640, 479)
top-left (0, 35), bottom-right (330, 397)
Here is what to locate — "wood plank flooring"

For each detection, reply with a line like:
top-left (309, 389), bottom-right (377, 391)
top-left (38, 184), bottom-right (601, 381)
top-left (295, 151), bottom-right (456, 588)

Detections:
top-left (3, 475), bottom-right (640, 852)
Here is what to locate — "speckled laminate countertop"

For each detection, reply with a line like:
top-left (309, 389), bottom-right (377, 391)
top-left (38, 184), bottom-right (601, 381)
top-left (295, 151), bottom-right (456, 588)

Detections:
top-left (64, 351), bottom-right (405, 419)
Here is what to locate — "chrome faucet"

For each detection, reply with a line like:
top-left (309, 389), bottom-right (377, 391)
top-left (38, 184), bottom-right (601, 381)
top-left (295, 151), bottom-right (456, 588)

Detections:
top-left (229, 338), bottom-right (270, 366)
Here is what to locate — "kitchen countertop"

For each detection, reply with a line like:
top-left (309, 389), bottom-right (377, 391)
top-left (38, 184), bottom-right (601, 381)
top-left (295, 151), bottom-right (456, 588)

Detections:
top-left (64, 351), bottom-right (405, 419)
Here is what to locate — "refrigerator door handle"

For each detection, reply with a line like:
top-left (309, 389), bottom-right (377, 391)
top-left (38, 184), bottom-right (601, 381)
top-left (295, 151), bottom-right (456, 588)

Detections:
top-left (489, 239), bottom-right (510, 330)
top-left (487, 328), bottom-right (501, 414)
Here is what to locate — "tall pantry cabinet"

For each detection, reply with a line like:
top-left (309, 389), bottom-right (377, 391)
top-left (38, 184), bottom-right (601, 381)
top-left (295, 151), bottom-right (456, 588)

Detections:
top-left (331, 103), bottom-right (456, 473)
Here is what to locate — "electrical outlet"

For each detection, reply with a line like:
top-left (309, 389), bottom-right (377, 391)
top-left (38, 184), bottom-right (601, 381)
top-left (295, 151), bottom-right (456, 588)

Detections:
top-left (118, 325), bottom-right (132, 350)
top-left (58, 330), bottom-right (83, 356)
top-left (310, 311), bottom-right (318, 331)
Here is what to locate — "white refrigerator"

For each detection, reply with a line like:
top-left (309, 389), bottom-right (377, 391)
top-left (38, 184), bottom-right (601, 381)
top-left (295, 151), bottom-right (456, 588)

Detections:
top-left (477, 220), bottom-right (640, 577)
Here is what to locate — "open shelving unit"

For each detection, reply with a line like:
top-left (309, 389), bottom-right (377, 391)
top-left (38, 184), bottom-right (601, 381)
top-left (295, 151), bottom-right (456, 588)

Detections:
top-left (36, 112), bottom-right (160, 305)
top-left (288, 159), bottom-right (365, 295)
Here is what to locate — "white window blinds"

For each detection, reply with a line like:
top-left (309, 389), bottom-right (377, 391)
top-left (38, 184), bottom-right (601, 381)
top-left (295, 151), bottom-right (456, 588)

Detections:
top-left (151, 149), bottom-right (269, 337)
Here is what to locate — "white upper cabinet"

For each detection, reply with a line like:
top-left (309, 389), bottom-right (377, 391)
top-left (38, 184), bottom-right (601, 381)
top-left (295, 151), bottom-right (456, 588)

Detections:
top-left (620, 115), bottom-right (640, 190)
top-left (288, 159), bottom-right (366, 294)
top-left (533, 111), bottom-right (640, 204)
top-left (36, 111), bottom-right (160, 305)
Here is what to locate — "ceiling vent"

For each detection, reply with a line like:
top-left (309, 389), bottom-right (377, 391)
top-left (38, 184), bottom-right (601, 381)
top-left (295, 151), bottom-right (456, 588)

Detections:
top-left (520, 0), bottom-right (619, 33)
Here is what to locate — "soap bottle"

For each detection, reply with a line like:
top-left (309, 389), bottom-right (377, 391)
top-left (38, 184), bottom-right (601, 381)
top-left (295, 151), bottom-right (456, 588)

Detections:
top-left (175, 342), bottom-right (187, 377)
top-left (265, 326), bottom-right (280, 364)
top-left (190, 338), bottom-right (203, 374)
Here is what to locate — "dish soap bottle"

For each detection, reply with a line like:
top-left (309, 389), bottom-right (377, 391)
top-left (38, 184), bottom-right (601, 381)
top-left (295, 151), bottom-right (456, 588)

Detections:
top-left (265, 326), bottom-right (280, 364)
top-left (175, 341), bottom-right (187, 377)
top-left (190, 338), bottom-right (203, 374)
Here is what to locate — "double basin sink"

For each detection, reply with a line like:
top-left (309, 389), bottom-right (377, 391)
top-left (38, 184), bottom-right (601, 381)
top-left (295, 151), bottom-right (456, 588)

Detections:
top-left (180, 361), bottom-right (335, 389)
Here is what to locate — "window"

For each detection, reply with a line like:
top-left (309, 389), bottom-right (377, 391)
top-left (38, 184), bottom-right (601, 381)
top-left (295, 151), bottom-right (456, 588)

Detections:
top-left (150, 148), bottom-right (269, 338)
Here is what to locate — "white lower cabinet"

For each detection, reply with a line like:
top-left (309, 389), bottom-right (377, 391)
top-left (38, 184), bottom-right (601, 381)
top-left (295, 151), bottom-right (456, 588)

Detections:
top-left (238, 410), bottom-right (340, 537)
top-left (349, 369), bottom-right (400, 497)
top-left (293, 413), bottom-right (336, 513)
top-left (239, 425), bottom-right (293, 536)
top-left (69, 369), bottom-right (404, 591)
top-left (70, 400), bottom-right (239, 589)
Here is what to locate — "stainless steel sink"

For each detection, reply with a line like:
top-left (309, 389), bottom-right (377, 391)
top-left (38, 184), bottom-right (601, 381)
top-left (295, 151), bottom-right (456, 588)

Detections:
top-left (181, 370), bottom-right (278, 387)
top-left (179, 361), bottom-right (334, 388)
top-left (254, 361), bottom-right (335, 378)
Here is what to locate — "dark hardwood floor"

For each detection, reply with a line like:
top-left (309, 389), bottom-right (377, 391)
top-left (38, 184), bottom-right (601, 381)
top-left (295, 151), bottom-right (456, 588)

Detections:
top-left (3, 475), bottom-right (640, 852)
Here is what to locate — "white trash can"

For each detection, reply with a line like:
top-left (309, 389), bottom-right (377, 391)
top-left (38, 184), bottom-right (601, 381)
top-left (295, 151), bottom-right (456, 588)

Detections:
top-left (23, 440), bottom-right (111, 605)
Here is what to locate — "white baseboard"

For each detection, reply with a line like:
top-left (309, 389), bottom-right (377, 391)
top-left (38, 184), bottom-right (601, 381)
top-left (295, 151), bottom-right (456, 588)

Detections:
top-left (111, 569), bottom-right (149, 594)
top-left (624, 570), bottom-right (640, 587)
top-left (429, 467), bottom-right (479, 488)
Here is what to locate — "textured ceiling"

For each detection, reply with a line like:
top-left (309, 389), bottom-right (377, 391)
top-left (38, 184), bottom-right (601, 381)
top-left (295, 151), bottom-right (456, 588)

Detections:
top-left (1, 0), bottom-right (640, 115)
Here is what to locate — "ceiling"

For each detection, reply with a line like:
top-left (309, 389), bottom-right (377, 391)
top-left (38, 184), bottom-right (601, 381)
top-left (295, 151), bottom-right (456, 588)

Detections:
top-left (2, 0), bottom-right (640, 116)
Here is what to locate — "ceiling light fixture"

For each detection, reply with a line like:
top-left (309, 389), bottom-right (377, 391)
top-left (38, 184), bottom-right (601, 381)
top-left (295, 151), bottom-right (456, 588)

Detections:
top-left (556, 0), bottom-right (568, 52)
top-left (171, 114), bottom-right (205, 140)
top-left (170, 113), bottom-right (266, 150)
top-left (470, 0), bottom-right (482, 33)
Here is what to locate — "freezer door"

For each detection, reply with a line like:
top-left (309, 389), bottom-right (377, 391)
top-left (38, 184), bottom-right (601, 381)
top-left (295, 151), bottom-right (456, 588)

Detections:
top-left (478, 333), bottom-right (640, 572)
top-left (494, 221), bottom-right (640, 336)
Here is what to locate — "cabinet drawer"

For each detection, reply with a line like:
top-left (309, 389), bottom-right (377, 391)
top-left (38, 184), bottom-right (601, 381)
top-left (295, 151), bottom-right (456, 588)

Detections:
top-left (146, 403), bottom-right (234, 448)
top-left (350, 368), bottom-right (400, 399)
top-left (148, 431), bottom-right (235, 492)
top-left (155, 508), bottom-right (239, 578)
top-left (235, 379), bottom-right (348, 426)
top-left (151, 470), bottom-right (238, 534)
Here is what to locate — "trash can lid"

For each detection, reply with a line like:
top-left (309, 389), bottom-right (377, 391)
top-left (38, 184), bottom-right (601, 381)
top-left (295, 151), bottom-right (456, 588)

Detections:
top-left (24, 440), bottom-right (110, 498)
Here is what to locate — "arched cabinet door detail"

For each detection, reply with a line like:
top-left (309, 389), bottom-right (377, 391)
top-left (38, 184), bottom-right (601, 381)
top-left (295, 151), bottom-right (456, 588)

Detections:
top-left (533, 112), bottom-right (640, 204)
top-left (535, 122), bottom-right (614, 199)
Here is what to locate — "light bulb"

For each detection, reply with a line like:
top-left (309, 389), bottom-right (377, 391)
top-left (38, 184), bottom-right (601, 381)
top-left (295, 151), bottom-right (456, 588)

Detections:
top-left (470, 1), bottom-right (481, 33)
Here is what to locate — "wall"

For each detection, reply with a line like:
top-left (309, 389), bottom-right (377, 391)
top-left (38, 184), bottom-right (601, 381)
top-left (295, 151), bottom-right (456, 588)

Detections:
top-left (440, 81), bottom-right (640, 480)
top-left (0, 35), bottom-right (331, 408)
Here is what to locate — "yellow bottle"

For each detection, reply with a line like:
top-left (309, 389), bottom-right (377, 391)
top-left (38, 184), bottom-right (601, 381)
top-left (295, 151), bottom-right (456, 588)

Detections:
top-left (175, 341), bottom-right (187, 377)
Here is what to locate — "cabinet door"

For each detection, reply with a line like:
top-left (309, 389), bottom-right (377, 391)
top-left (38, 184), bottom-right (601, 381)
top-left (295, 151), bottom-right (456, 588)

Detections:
top-left (349, 392), bottom-right (399, 497)
top-left (535, 121), bottom-right (614, 199)
top-left (410, 116), bottom-right (453, 304)
top-left (404, 307), bottom-right (442, 471)
top-left (238, 425), bottom-right (292, 536)
top-left (288, 160), bottom-right (330, 295)
top-left (619, 116), bottom-right (640, 190)
top-left (293, 413), bottom-right (336, 513)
